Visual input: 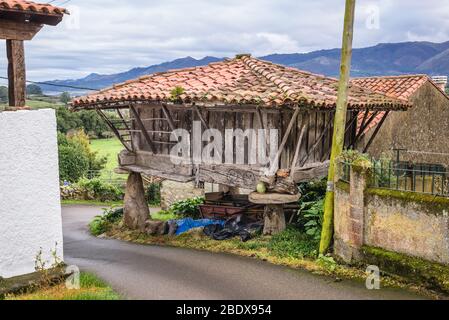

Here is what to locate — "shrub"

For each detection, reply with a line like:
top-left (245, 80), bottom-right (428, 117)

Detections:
top-left (169, 197), bottom-right (204, 219)
top-left (301, 199), bottom-right (324, 240)
top-left (89, 207), bottom-right (123, 236)
top-left (146, 182), bottom-right (161, 206)
top-left (76, 178), bottom-right (124, 202)
top-left (58, 143), bottom-right (90, 183)
top-left (58, 130), bottom-right (107, 183)
top-left (268, 227), bottom-right (319, 259)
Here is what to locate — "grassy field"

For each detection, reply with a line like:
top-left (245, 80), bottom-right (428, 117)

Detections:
top-left (7, 272), bottom-right (120, 300)
top-left (90, 138), bottom-right (125, 180)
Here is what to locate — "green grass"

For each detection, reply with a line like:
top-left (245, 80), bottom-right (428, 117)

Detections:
top-left (62, 199), bottom-right (123, 206)
top-left (0, 97), bottom-right (63, 110)
top-left (90, 138), bottom-right (125, 180)
top-left (151, 210), bottom-right (178, 221)
top-left (7, 272), bottom-right (120, 300)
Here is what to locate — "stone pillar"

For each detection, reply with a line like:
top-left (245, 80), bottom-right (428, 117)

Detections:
top-left (333, 161), bottom-right (371, 264)
top-left (348, 166), bottom-right (368, 248)
top-left (124, 172), bottom-right (149, 230)
top-left (263, 204), bottom-right (286, 235)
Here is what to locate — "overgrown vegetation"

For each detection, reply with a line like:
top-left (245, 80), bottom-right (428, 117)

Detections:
top-left (268, 226), bottom-right (319, 259)
top-left (6, 272), bottom-right (120, 300)
top-left (296, 179), bottom-right (326, 242)
top-left (89, 206), bottom-right (124, 236)
top-left (169, 197), bottom-right (205, 218)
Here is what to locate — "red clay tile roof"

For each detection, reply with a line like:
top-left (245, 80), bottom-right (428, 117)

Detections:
top-left (0, 0), bottom-right (68, 15)
top-left (72, 55), bottom-right (410, 110)
top-left (352, 75), bottom-right (449, 134)
top-left (351, 75), bottom-right (431, 100)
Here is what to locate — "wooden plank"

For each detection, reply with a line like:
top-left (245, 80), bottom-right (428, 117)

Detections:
top-left (198, 164), bottom-right (262, 189)
top-left (192, 104), bottom-right (210, 129)
top-left (6, 40), bottom-right (26, 107)
top-left (129, 105), bottom-right (156, 153)
top-left (299, 115), bottom-right (333, 166)
top-left (0, 20), bottom-right (42, 40)
top-left (292, 161), bottom-right (330, 183)
top-left (290, 113), bottom-right (307, 170)
top-left (268, 108), bottom-right (300, 176)
top-left (161, 104), bottom-right (176, 131)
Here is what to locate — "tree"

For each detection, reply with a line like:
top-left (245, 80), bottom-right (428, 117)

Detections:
top-left (60, 91), bottom-right (71, 105)
top-left (57, 130), bottom-right (107, 182)
top-left (0, 86), bottom-right (7, 103)
top-left (26, 84), bottom-right (43, 96)
top-left (320, 0), bottom-right (356, 254)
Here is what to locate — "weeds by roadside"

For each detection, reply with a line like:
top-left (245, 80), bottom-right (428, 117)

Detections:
top-left (6, 272), bottom-right (120, 300)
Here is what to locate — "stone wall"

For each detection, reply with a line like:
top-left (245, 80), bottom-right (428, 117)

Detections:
top-left (360, 82), bottom-right (449, 167)
top-left (0, 109), bottom-right (63, 278)
top-left (160, 180), bottom-right (205, 210)
top-left (334, 162), bottom-right (449, 265)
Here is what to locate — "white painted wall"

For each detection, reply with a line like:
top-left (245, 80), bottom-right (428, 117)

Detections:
top-left (0, 109), bottom-right (63, 278)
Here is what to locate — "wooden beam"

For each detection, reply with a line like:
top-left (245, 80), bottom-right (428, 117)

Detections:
top-left (192, 104), bottom-right (209, 129)
top-left (267, 108), bottom-right (300, 176)
top-left (299, 115), bottom-right (333, 167)
top-left (292, 161), bottom-right (330, 183)
top-left (0, 20), bottom-right (42, 40)
top-left (363, 111), bottom-right (390, 153)
top-left (161, 104), bottom-right (176, 131)
top-left (349, 111), bottom-right (380, 148)
top-left (290, 113), bottom-right (308, 171)
top-left (129, 105), bottom-right (156, 153)
top-left (6, 39), bottom-right (26, 108)
top-left (96, 108), bottom-right (133, 152)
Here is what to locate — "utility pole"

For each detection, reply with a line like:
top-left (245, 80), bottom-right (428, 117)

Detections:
top-left (319, 0), bottom-right (356, 254)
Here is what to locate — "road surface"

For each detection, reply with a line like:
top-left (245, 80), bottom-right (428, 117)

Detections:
top-left (63, 205), bottom-right (425, 300)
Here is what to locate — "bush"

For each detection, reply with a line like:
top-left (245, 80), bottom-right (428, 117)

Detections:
top-left (169, 197), bottom-right (204, 219)
top-left (268, 226), bottom-right (319, 259)
top-left (89, 207), bottom-right (123, 236)
top-left (77, 178), bottom-right (124, 202)
top-left (146, 182), bottom-right (161, 206)
top-left (58, 130), bottom-right (107, 183)
top-left (58, 143), bottom-right (90, 183)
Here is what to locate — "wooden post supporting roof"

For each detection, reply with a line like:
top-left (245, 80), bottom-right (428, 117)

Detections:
top-left (0, 1), bottom-right (68, 110)
top-left (6, 40), bottom-right (26, 108)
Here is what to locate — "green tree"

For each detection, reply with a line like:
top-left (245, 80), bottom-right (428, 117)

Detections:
top-left (57, 130), bottom-right (107, 182)
top-left (0, 86), bottom-right (8, 103)
top-left (60, 91), bottom-right (71, 105)
top-left (26, 84), bottom-right (43, 96)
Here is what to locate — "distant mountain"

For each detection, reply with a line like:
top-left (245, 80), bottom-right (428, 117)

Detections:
top-left (42, 41), bottom-right (449, 95)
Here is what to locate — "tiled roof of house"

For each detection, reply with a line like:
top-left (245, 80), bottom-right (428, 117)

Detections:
top-left (352, 75), bottom-right (433, 100)
top-left (0, 0), bottom-right (68, 15)
top-left (72, 55), bottom-right (410, 110)
top-left (351, 75), bottom-right (449, 134)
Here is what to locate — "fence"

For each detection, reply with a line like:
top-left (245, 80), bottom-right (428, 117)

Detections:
top-left (86, 170), bottom-right (126, 186)
top-left (341, 160), bottom-right (449, 197)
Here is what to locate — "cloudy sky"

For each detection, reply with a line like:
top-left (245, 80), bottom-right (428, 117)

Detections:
top-left (1, 0), bottom-right (449, 82)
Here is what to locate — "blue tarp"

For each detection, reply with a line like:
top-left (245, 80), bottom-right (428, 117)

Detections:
top-left (174, 218), bottom-right (225, 235)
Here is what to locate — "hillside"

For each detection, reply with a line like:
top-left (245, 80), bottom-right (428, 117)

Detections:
top-left (41, 40), bottom-right (449, 95)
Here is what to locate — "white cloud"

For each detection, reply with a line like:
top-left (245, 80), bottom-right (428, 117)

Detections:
top-left (0, 0), bottom-right (448, 81)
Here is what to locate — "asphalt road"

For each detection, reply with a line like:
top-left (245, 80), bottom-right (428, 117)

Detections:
top-left (63, 205), bottom-right (425, 300)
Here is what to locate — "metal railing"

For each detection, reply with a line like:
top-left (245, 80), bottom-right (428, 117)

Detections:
top-left (342, 160), bottom-right (449, 197)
